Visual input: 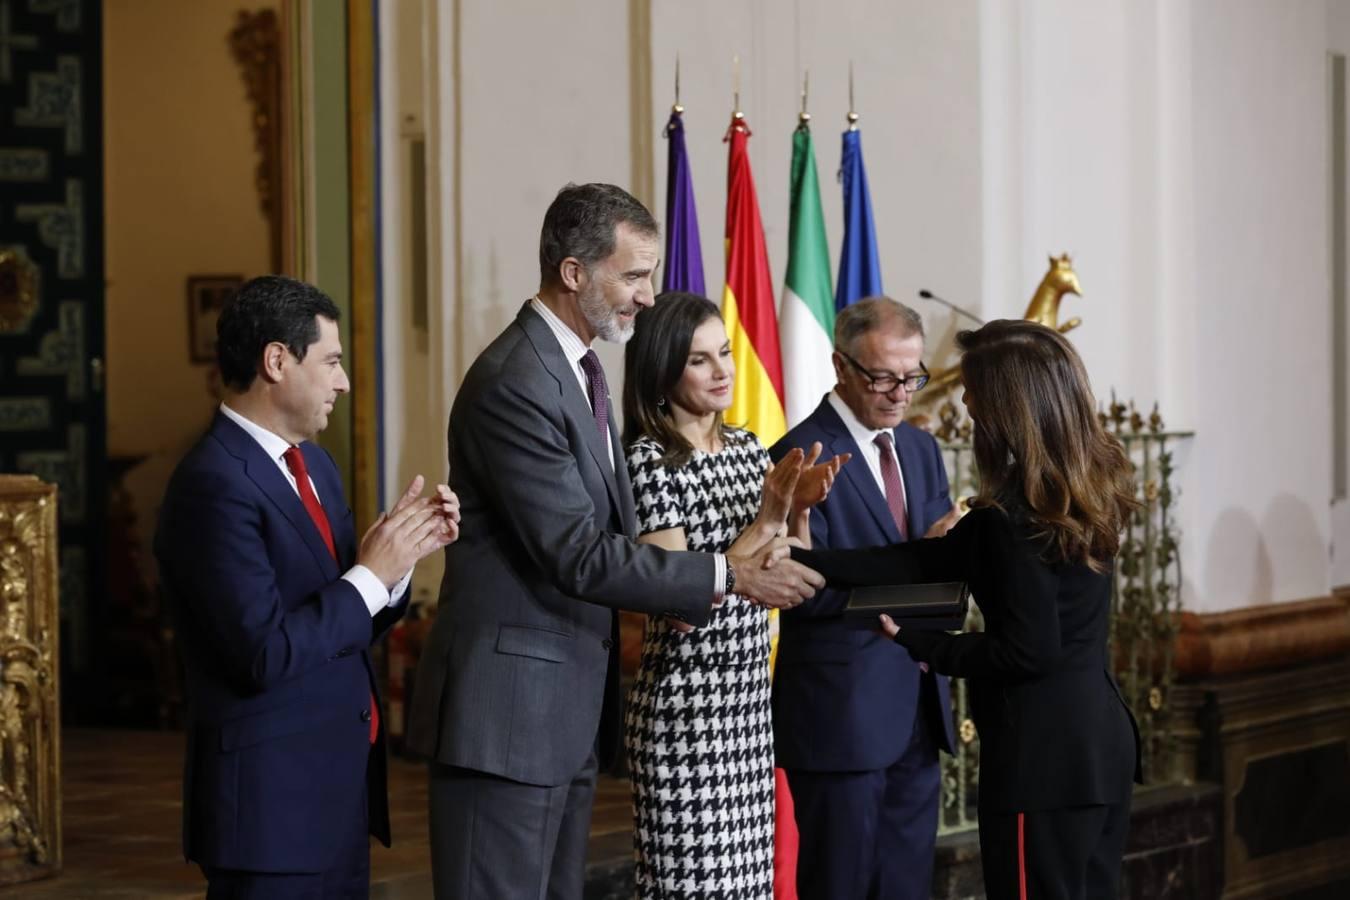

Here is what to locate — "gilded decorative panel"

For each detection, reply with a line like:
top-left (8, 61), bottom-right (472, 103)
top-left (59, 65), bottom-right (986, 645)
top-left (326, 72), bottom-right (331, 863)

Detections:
top-left (0, 475), bottom-right (61, 886)
top-left (0, 0), bottom-right (103, 681)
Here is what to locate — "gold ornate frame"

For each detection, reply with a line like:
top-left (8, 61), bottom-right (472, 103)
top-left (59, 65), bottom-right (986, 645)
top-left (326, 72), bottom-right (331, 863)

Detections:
top-left (347, 0), bottom-right (379, 528)
top-left (229, 9), bottom-right (285, 273)
top-left (0, 476), bottom-right (61, 886)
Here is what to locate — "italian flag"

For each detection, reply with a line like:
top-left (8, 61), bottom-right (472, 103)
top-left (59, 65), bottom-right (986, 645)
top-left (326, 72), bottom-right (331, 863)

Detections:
top-left (779, 121), bottom-right (836, 428)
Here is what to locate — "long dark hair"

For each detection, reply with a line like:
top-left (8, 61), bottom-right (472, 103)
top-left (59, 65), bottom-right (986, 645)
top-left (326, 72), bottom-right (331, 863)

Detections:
top-left (622, 291), bottom-right (729, 466)
top-left (957, 319), bottom-right (1139, 571)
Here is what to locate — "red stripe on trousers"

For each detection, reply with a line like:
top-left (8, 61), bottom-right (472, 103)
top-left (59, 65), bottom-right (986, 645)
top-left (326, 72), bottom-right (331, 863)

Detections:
top-left (1017, 812), bottom-right (1028, 900)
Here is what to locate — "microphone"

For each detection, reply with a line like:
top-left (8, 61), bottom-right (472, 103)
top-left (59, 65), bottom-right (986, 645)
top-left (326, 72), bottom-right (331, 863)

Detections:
top-left (918, 289), bottom-right (984, 325)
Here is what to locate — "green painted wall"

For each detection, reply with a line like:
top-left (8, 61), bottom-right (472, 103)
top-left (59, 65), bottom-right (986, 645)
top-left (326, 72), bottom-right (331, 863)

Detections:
top-left (308, 2), bottom-right (353, 495)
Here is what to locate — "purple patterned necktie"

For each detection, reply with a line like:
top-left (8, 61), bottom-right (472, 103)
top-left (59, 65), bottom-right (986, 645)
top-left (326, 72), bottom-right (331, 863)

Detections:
top-left (578, 350), bottom-right (610, 442)
top-left (873, 433), bottom-right (909, 540)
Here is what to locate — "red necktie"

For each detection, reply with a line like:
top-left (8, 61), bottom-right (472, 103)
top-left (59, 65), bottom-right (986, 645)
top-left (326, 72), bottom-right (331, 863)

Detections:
top-left (873, 433), bottom-right (909, 541)
top-left (283, 447), bottom-right (378, 744)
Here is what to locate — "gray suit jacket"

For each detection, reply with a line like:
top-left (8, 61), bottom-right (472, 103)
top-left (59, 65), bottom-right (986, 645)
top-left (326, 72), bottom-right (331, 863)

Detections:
top-left (406, 302), bottom-right (715, 786)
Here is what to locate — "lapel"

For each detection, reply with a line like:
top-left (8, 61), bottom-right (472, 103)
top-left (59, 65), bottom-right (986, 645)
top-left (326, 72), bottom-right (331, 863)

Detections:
top-left (516, 303), bottom-right (625, 517)
top-left (814, 399), bottom-right (902, 544)
top-left (892, 424), bottom-right (928, 541)
top-left (210, 412), bottom-right (342, 578)
top-left (301, 442), bottom-right (353, 565)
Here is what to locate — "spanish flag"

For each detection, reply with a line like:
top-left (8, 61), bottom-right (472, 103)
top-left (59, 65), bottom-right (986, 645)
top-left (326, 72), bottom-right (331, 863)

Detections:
top-left (722, 112), bottom-right (786, 445)
top-left (723, 110), bottom-right (798, 900)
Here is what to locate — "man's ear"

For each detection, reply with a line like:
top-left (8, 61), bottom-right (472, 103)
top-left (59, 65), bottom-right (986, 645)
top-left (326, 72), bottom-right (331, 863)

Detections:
top-left (559, 257), bottom-right (586, 292)
top-left (260, 341), bottom-right (288, 383)
top-left (830, 350), bottom-right (847, 383)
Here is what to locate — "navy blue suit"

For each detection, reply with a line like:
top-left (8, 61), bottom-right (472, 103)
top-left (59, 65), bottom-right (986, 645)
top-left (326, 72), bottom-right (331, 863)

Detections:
top-left (770, 396), bottom-right (956, 900)
top-left (156, 412), bottom-right (400, 886)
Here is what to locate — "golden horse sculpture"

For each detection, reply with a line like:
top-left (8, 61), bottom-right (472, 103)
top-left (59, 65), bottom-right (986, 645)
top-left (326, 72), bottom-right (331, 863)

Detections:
top-left (915, 253), bottom-right (1083, 409)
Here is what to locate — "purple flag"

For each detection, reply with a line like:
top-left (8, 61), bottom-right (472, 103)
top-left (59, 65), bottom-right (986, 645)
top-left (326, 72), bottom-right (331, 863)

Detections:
top-left (662, 110), bottom-right (706, 296)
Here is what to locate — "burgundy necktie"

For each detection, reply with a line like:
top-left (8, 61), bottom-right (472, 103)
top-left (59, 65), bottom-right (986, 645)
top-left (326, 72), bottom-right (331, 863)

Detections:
top-left (873, 433), bottom-right (910, 541)
top-left (578, 349), bottom-right (610, 442)
top-left (283, 447), bottom-right (378, 744)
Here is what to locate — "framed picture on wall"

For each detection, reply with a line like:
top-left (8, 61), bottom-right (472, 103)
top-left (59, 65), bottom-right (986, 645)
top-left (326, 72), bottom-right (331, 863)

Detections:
top-left (187, 275), bottom-right (243, 363)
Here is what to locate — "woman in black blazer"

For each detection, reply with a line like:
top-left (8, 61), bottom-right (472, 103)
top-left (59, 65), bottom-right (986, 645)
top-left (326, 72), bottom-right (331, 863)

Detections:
top-left (792, 319), bottom-right (1142, 900)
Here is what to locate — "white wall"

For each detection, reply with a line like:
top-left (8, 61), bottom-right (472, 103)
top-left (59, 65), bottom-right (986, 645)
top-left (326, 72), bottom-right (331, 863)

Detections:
top-left (649, 0), bottom-right (983, 364)
top-left (1187, 0), bottom-right (1333, 609)
top-left (381, 0), bottom-right (636, 601)
top-left (981, 0), bottom-right (1340, 611)
top-left (383, 0), bottom-right (1350, 612)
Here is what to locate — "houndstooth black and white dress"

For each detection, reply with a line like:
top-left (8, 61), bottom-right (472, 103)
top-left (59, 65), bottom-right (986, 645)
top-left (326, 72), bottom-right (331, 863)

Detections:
top-left (624, 429), bottom-right (775, 899)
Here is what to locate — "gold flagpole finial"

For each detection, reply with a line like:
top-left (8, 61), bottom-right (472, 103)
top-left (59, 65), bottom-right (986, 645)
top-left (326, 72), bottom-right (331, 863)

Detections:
top-left (673, 53), bottom-right (683, 114)
top-left (847, 61), bottom-right (859, 130)
top-left (733, 54), bottom-right (743, 120)
top-left (799, 70), bottom-right (811, 125)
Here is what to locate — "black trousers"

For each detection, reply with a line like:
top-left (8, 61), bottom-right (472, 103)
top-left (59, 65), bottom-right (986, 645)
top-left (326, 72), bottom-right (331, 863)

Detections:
top-left (977, 800), bottom-right (1131, 900)
top-left (427, 752), bottom-right (598, 900)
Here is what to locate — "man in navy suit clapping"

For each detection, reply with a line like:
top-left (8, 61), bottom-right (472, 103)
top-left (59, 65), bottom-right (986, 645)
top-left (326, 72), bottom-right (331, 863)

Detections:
top-left (156, 275), bottom-right (459, 898)
top-left (771, 297), bottom-right (961, 900)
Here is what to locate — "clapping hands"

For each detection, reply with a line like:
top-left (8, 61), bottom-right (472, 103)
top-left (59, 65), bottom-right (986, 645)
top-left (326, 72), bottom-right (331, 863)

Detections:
top-left (791, 442), bottom-right (851, 515)
top-left (357, 476), bottom-right (462, 588)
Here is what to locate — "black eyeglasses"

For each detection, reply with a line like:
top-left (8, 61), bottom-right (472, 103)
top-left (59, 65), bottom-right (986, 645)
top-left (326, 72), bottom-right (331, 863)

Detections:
top-left (838, 351), bottom-right (930, 394)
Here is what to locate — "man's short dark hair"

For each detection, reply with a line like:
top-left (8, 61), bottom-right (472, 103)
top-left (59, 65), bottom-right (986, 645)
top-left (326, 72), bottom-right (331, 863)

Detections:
top-left (216, 275), bottom-right (341, 391)
top-left (538, 183), bottom-right (659, 286)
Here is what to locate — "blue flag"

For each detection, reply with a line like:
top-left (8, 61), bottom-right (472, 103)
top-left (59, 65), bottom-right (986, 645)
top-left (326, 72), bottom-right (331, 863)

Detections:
top-left (662, 110), bottom-right (706, 296)
top-left (836, 128), bottom-right (883, 309)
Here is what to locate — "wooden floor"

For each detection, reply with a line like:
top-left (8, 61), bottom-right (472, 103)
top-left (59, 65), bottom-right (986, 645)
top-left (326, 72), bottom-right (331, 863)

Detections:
top-left (17, 729), bottom-right (635, 898)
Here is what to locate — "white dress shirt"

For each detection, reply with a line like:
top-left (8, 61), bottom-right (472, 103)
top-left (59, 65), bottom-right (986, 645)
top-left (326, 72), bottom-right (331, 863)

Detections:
top-left (528, 298), bottom-right (726, 600)
top-left (827, 390), bottom-right (910, 501)
top-left (219, 403), bottom-right (410, 616)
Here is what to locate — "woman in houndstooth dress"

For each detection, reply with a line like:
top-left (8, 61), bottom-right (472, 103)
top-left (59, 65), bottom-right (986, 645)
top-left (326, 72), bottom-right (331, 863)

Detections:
top-left (620, 292), bottom-right (843, 899)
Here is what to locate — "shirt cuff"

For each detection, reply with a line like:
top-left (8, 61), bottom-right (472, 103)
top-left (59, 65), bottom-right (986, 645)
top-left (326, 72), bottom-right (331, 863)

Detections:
top-left (343, 564), bottom-right (398, 618)
top-left (390, 569), bottom-right (413, 606)
top-left (712, 553), bottom-right (727, 606)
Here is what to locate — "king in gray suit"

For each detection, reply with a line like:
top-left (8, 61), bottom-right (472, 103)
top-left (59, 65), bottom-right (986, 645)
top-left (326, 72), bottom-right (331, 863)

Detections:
top-left (406, 183), bottom-right (823, 899)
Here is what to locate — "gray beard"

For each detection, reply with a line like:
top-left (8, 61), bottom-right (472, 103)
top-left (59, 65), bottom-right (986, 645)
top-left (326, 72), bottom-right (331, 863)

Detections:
top-left (579, 284), bottom-right (635, 344)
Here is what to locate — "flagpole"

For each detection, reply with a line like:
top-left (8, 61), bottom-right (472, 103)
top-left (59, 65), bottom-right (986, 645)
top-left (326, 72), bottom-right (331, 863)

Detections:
top-left (727, 54), bottom-right (747, 136)
top-left (799, 70), bottom-right (811, 128)
top-left (847, 61), bottom-right (859, 131)
top-left (734, 53), bottom-right (741, 115)
top-left (674, 53), bottom-right (682, 115)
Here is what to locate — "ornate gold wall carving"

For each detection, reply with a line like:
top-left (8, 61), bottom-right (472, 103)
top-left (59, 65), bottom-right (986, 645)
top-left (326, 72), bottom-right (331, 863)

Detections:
top-left (229, 9), bottom-right (284, 273)
top-left (0, 475), bottom-right (60, 886)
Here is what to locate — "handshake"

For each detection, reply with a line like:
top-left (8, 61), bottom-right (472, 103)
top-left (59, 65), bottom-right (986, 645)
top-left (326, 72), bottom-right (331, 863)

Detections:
top-left (726, 535), bottom-right (823, 610)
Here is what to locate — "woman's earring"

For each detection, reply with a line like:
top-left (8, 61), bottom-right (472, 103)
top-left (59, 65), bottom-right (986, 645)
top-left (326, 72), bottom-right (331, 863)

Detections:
top-left (657, 396), bottom-right (666, 407)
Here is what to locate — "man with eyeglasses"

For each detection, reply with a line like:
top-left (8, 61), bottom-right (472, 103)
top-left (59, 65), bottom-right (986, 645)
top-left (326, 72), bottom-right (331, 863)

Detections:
top-left (769, 296), bottom-right (962, 900)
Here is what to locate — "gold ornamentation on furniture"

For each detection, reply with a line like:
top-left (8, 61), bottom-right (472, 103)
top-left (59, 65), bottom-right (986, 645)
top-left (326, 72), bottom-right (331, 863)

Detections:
top-left (0, 247), bottom-right (40, 335)
top-left (0, 475), bottom-right (60, 886)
